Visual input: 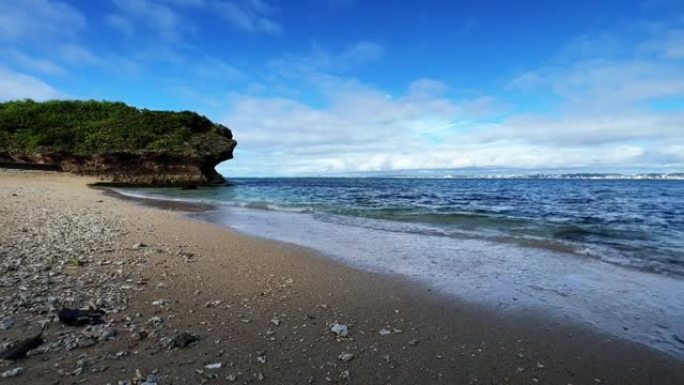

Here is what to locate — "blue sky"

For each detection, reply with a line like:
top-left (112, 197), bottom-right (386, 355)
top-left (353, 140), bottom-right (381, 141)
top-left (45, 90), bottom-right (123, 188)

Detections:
top-left (1, 0), bottom-right (683, 176)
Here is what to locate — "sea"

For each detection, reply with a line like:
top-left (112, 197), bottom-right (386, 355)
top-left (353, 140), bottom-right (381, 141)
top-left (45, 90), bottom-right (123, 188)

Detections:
top-left (117, 177), bottom-right (684, 357)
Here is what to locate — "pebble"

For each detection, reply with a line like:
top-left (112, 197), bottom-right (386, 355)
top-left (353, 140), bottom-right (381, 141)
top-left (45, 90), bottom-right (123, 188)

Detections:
top-left (257, 352), bottom-right (267, 363)
top-left (206, 362), bottom-right (222, 370)
top-left (1, 367), bottom-right (24, 378)
top-left (338, 353), bottom-right (355, 362)
top-left (205, 300), bottom-right (222, 308)
top-left (1, 316), bottom-right (14, 330)
top-left (0, 184), bottom-right (130, 365)
top-left (77, 338), bottom-right (97, 348)
top-left (148, 316), bottom-right (164, 328)
top-left (330, 323), bottom-right (349, 338)
top-left (82, 325), bottom-right (117, 340)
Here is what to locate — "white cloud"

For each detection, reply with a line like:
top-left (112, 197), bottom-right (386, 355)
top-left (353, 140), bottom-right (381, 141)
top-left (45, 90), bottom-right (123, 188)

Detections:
top-left (107, 0), bottom-right (281, 39)
top-left (221, 84), bottom-right (683, 175)
top-left (3, 50), bottom-right (64, 75)
top-left (220, 78), bottom-right (505, 175)
top-left (110, 0), bottom-right (193, 40)
top-left (0, 67), bottom-right (62, 102)
top-left (511, 59), bottom-right (684, 111)
top-left (471, 112), bottom-right (684, 146)
top-left (59, 44), bottom-right (101, 66)
top-left (217, 25), bottom-right (684, 176)
top-left (0, 0), bottom-right (86, 42)
top-left (269, 41), bottom-right (384, 77)
top-left (212, 0), bottom-right (282, 34)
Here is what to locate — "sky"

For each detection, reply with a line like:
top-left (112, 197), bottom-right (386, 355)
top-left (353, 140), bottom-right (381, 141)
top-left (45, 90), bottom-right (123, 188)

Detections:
top-left (0, 0), bottom-right (683, 176)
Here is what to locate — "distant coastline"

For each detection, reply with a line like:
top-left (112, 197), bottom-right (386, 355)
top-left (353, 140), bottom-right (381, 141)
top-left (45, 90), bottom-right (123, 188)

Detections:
top-left (435, 172), bottom-right (684, 180)
top-left (308, 170), bottom-right (684, 180)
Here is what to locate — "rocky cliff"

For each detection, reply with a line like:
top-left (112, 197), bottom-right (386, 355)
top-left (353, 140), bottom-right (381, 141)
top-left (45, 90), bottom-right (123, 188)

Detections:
top-left (0, 100), bottom-right (237, 185)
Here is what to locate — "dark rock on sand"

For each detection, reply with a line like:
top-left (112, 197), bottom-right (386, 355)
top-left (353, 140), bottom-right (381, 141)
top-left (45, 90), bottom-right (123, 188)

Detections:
top-left (0, 333), bottom-right (44, 360)
top-left (58, 309), bottom-right (105, 327)
top-left (170, 332), bottom-right (200, 349)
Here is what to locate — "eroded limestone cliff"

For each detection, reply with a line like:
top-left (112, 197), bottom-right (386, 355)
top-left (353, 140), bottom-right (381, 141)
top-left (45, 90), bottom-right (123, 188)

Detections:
top-left (0, 100), bottom-right (237, 185)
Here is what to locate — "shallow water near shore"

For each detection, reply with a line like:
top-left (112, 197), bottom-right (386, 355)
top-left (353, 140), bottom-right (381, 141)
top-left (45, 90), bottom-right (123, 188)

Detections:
top-left (117, 178), bottom-right (684, 357)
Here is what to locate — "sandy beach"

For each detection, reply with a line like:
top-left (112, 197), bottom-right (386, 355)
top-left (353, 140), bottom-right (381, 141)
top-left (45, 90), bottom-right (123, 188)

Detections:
top-left (0, 169), bottom-right (682, 385)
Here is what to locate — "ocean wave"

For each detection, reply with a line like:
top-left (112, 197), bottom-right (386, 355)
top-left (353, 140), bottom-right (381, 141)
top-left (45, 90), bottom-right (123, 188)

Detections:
top-left (116, 178), bottom-right (684, 279)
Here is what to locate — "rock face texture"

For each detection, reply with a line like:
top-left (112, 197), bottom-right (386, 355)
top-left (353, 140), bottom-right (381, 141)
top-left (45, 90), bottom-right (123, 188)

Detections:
top-left (0, 127), bottom-right (236, 185)
top-left (0, 100), bottom-right (237, 185)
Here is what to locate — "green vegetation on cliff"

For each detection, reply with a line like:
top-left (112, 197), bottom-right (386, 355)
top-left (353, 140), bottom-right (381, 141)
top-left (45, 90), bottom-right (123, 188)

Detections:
top-left (0, 100), bottom-right (232, 155)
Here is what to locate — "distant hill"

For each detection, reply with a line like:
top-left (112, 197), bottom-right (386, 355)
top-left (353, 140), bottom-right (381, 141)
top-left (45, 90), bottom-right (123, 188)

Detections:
top-left (0, 100), bottom-right (237, 185)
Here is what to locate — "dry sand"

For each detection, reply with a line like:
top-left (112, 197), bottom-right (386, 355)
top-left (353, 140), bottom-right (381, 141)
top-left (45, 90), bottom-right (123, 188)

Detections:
top-left (0, 169), bottom-right (682, 385)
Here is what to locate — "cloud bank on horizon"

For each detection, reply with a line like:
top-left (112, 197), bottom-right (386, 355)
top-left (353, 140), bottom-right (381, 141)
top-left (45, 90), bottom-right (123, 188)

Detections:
top-left (0, 0), bottom-right (683, 176)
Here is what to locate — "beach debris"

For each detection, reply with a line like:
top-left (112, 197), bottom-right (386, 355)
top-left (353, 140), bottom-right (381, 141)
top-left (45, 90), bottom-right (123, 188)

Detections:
top-left (205, 362), bottom-right (222, 370)
top-left (151, 299), bottom-right (168, 306)
top-left (205, 300), bottom-right (222, 308)
top-left (72, 359), bottom-right (87, 376)
top-left (379, 328), bottom-right (391, 336)
top-left (142, 374), bottom-right (158, 385)
top-left (0, 333), bottom-right (44, 360)
top-left (181, 252), bottom-right (196, 263)
top-left (270, 317), bottom-right (281, 326)
top-left (1, 316), bottom-right (14, 330)
top-left (133, 242), bottom-right (147, 249)
top-left (1, 367), bottom-right (24, 378)
top-left (338, 353), bottom-right (355, 362)
top-left (130, 330), bottom-right (148, 341)
top-left (330, 323), bottom-right (349, 338)
top-left (148, 316), bottom-right (164, 328)
top-left (82, 324), bottom-right (117, 340)
top-left (256, 352), bottom-right (266, 363)
top-left (170, 332), bottom-right (199, 349)
top-left (58, 308), bottom-right (105, 326)
top-left (77, 338), bottom-right (97, 348)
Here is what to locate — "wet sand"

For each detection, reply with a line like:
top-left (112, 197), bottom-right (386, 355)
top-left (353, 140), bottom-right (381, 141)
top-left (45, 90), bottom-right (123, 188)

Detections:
top-left (0, 169), bottom-right (682, 385)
